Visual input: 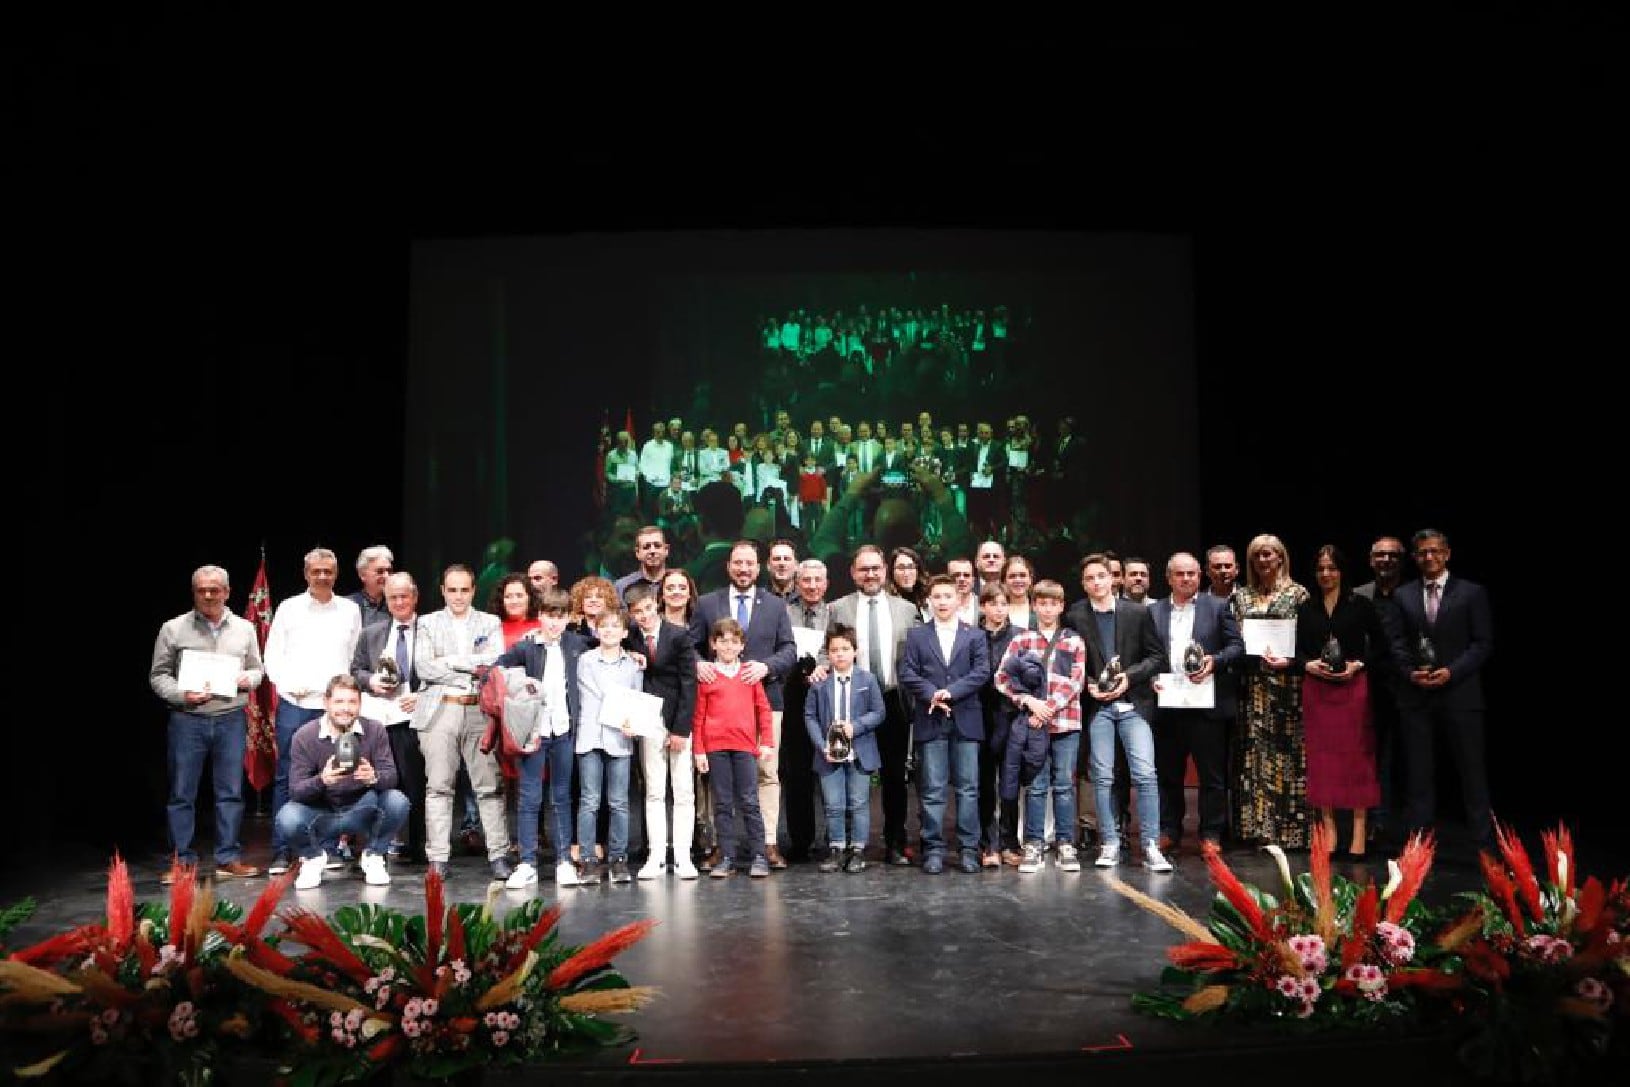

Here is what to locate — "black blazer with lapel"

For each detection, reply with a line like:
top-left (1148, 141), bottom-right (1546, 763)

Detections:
top-left (690, 587), bottom-right (798, 710)
top-left (494, 635), bottom-right (586, 728)
top-left (629, 620), bottom-right (699, 736)
top-left (1389, 576), bottom-right (1493, 713)
top-left (1064, 598), bottom-right (1167, 722)
top-left (899, 622), bottom-right (991, 743)
top-left (352, 616), bottom-right (423, 693)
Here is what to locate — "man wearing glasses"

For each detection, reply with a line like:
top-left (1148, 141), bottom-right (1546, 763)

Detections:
top-left (947, 557), bottom-right (979, 625)
top-left (615, 526), bottom-right (672, 604)
top-left (1389, 530), bottom-right (1494, 850)
top-left (1356, 536), bottom-right (1408, 842)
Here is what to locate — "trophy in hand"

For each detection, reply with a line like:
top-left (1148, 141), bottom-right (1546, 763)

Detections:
top-left (376, 655), bottom-right (402, 693)
top-left (1319, 633), bottom-right (1346, 674)
top-left (1181, 641), bottom-right (1207, 676)
top-left (1414, 633), bottom-right (1438, 671)
top-left (334, 731), bottom-right (361, 774)
top-left (1092, 654), bottom-right (1124, 695)
top-left (826, 720), bottom-right (854, 763)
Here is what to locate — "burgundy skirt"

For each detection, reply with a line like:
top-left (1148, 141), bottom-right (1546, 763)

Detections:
top-left (1302, 670), bottom-right (1380, 809)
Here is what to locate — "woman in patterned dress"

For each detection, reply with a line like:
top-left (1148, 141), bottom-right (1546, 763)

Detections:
top-left (1231, 533), bottom-right (1312, 849)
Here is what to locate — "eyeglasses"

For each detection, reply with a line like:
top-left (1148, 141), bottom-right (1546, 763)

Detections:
top-left (1415, 547), bottom-right (1446, 557)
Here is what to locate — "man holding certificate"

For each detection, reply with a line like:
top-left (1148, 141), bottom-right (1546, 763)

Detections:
top-left (149, 565), bottom-right (265, 882)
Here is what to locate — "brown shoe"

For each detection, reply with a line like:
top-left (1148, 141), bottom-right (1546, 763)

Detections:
top-left (216, 861), bottom-right (262, 879)
top-left (1000, 849), bottom-right (1024, 867)
top-left (1157, 833), bottom-right (1177, 855)
top-left (699, 847), bottom-right (724, 872)
top-left (981, 851), bottom-right (1001, 869)
top-left (764, 844), bottom-right (789, 870)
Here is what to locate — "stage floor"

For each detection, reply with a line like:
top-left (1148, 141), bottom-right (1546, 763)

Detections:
top-left (1, 813), bottom-right (1523, 1082)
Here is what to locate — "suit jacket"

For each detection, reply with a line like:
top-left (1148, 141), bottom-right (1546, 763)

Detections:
top-left (828, 591), bottom-right (920, 692)
top-left (1064, 598), bottom-right (1167, 722)
top-left (804, 669), bottom-right (886, 775)
top-left (1147, 594), bottom-right (1244, 719)
top-left (1389, 575), bottom-right (1493, 712)
top-left (494, 633), bottom-right (587, 731)
top-left (690, 586), bottom-right (798, 710)
top-left (899, 622), bottom-right (991, 743)
top-left (629, 620), bottom-right (698, 736)
top-left (411, 608), bottom-right (503, 732)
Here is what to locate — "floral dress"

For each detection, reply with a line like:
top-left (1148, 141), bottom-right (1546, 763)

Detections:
top-left (1231, 580), bottom-right (1312, 848)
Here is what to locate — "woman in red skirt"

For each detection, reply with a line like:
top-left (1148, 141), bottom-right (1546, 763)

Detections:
top-left (1296, 545), bottom-right (1389, 858)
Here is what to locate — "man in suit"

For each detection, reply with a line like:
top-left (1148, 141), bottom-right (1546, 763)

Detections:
top-left (626, 585), bottom-right (700, 879)
top-left (411, 563), bottom-right (511, 880)
top-left (1355, 535), bottom-right (1408, 841)
top-left (829, 544), bottom-right (923, 865)
top-left (1067, 553), bottom-right (1172, 872)
top-left (804, 623), bottom-right (885, 872)
top-left (965, 421), bottom-right (1007, 542)
top-left (689, 540), bottom-right (798, 868)
top-left (900, 576), bottom-right (991, 874)
top-left (350, 572), bottom-right (428, 864)
top-left (1147, 552), bottom-right (1244, 853)
top-left (1389, 529), bottom-right (1495, 848)
top-left (782, 556), bottom-right (831, 861)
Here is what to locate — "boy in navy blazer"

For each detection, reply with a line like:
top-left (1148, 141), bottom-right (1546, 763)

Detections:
top-left (804, 624), bottom-right (885, 872)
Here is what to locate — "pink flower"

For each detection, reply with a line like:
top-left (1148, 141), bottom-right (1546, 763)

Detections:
top-left (1299, 977), bottom-right (1321, 1003)
top-left (421, 998), bottom-right (439, 1017)
top-left (1575, 977), bottom-right (1614, 1012)
top-left (492, 1029), bottom-right (511, 1047)
top-left (1295, 1001), bottom-right (1316, 1018)
top-left (1276, 975), bottom-right (1302, 998)
top-left (1376, 922), bottom-right (1416, 964)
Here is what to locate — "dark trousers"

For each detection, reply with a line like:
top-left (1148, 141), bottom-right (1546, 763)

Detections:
top-left (780, 680), bottom-right (818, 857)
top-left (709, 750), bottom-right (766, 864)
top-left (876, 688), bottom-right (912, 851)
top-left (1154, 709), bottom-right (1229, 844)
top-left (1402, 704), bottom-right (1492, 845)
top-left (386, 722), bottom-right (427, 861)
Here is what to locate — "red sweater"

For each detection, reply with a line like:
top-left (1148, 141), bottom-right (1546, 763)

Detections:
top-left (691, 669), bottom-right (772, 756)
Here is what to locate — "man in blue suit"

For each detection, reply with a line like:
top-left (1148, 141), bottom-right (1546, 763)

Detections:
top-left (900, 575), bottom-right (991, 874)
top-left (1147, 552), bottom-right (1245, 852)
top-left (690, 540), bottom-right (798, 868)
top-left (1388, 529), bottom-right (1495, 848)
top-left (804, 624), bottom-right (886, 872)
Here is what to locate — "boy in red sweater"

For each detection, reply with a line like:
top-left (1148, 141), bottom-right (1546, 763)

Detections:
top-left (692, 619), bottom-right (774, 878)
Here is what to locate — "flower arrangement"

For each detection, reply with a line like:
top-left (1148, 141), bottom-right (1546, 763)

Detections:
top-left (1432, 822), bottom-right (1629, 1083)
top-left (1111, 824), bottom-right (1457, 1027)
top-left (225, 867), bottom-right (658, 1084)
top-left (0, 856), bottom-right (251, 1085)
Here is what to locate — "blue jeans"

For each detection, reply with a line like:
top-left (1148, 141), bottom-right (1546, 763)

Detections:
top-left (1088, 706), bottom-right (1159, 848)
top-left (1024, 730), bottom-right (1080, 846)
top-left (916, 737), bottom-right (981, 856)
top-left (275, 789), bottom-right (411, 860)
top-left (167, 709), bottom-right (248, 865)
top-left (271, 702), bottom-right (325, 854)
top-left (515, 733), bottom-right (575, 866)
top-left (576, 750), bottom-right (632, 861)
top-left (819, 763), bottom-right (872, 851)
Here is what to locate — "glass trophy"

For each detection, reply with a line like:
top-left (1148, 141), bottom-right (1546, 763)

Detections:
top-left (334, 731), bottom-right (361, 773)
top-left (1318, 633), bottom-right (1346, 674)
top-left (1182, 641), bottom-right (1206, 675)
top-left (1415, 633), bottom-right (1438, 671)
top-left (376, 656), bottom-right (402, 692)
top-left (1092, 654), bottom-right (1124, 695)
top-left (826, 721), bottom-right (854, 763)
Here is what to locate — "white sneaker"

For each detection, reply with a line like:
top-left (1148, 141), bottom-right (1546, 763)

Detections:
top-left (1056, 842), bottom-right (1081, 872)
top-left (1144, 844), bottom-right (1174, 873)
top-left (295, 852), bottom-right (327, 890)
top-left (1095, 844), bottom-right (1120, 868)
top-left (359, 852), bottom-right (391, 886)
top-left (637, 859), bottom-right (665, 880)
top-left (674, 859), bottom-right (700, 880)
top-left (1018, 842), bottom-right (1043, 874)
top-left (554, 861), bottom-right (580, 887)
top-left (506, 862), bottom-right (538, 890)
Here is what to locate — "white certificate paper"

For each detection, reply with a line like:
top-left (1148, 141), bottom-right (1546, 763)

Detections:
top-left (599, 685), bottom-right (667, 738)
top-left (1242, 618), bottom-right (1297, 658)
top-left (361, 692), bottom-right (411, 726)
top-left (792, 626), bottom-right (826, 659)
top-left (177, 649), bottom-right (241, 695)
top-left (1156, 672), bottom-right (1216, 709)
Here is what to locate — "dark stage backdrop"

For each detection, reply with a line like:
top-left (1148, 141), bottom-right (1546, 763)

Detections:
top-left (402, 231), bottom-right (1199, 588)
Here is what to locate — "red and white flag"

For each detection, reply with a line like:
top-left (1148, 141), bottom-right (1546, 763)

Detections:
top-left (243, 554), bottom-right (279, 792)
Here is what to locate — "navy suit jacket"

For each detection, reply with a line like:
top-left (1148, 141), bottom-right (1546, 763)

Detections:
top-left (1146, 594), bottom-right (1244, 719)
top-left (690, 586), bottom-right (798, 710)
top-left (804, 669), bottom-right (886, 775)
top-left (628, 620), bottom-right (698, 736)
top-left (352, 616), bottom-right (424, 695)
top-left (899, 622), bottom-right (991, 743)
top-left (1389, 576), bottom-right (1493, 712)
top-left (1063, 599), bottom-right (1167, 722)
top-left (494, 635), bottom-right (586, 730)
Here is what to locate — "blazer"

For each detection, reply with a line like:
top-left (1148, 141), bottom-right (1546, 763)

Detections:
top-left (899, 622), bottom-right (991, 743)
top-left (351, 615), bottom-right (423, 695)
top-left (828, 590), bottom-right (920, 692)
top-left (690, 586), bottom-right (798, 710)
top-left (803, 669), bottom-right (886, 775)
top-left (628, 620), bottom-right (698, 736)
top-left (411, 608), bottom-right (503, 733)
top-left (1147, 593), bottom-right (1244, 719)
top-left (1389, 575), bottom-right (1493, 713)
top-left (1063, 598), bottom-right (1168, 722)
top-left (494, 633), bottom-right (587, 733)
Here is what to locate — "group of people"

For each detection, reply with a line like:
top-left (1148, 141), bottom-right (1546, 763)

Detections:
top-left (149, 525), bottom-right (1492, 892)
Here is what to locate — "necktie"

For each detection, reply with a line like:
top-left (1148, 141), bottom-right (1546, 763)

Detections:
top-left (736, 592), bottom-right (750, 628)
top-left (395, 624), bottom-right (411, 687)
top-left (804, 604), bottom-right (817, 624)
top-left (1426, 582), bottom-right (1440, 624)
top-left (838, 675), bottom-right (850, 722)
top-left (867, 596), bottom-right (884, 682)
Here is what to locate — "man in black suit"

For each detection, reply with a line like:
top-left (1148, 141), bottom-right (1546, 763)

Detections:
top-left (350, 572), bottom-right (427, 864)
top-left (1066, 553), bottom-right (1171, 871)
top-left (782, 556), bottom-right (832, 862)
top-left (625, 585), bottom-right (700, 879)
top-left (690, 540), bottom-right (798, 868)
top-left (1389, 529), bottom-right (1495, 847)
top-left (1147, 553), bottom-right (1244, 853)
